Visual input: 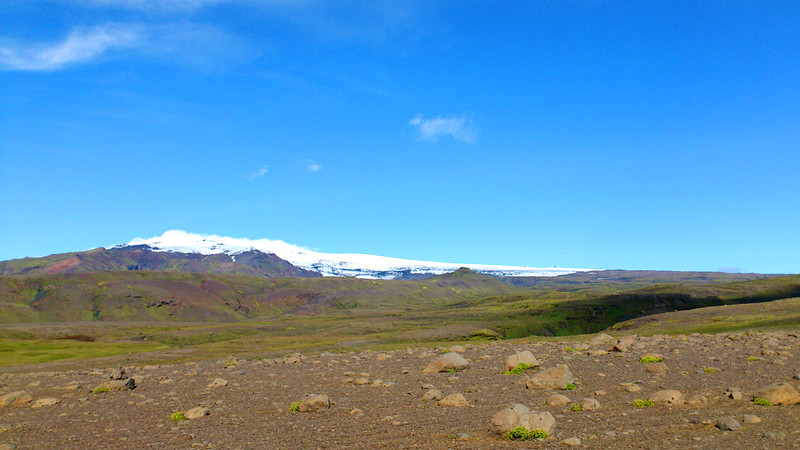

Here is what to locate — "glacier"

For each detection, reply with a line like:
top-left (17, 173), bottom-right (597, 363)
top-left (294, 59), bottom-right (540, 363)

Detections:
top-left (124, 230), bottom-right (594, 279)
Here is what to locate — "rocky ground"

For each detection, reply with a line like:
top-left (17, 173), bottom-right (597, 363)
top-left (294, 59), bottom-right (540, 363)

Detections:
top-left (1, 330), bottom-right (799, 449)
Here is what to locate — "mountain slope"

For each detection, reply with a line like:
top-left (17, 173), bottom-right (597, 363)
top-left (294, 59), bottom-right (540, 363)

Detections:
top-left (0, 245), bottom-right (320, 278)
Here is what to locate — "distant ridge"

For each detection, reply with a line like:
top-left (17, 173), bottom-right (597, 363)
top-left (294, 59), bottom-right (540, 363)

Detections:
top-left (0, 245), bottom-right (320, 278)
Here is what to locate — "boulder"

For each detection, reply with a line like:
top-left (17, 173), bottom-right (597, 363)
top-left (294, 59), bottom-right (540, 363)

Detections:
top-left (753, 382), bottom-right (800, 405)
top-left (526, 365), bottom-right (574, 390)
top-left (503, 351), bottom-right (540, 372)
top-left (491, 404), bottom-right (556, 435)
top-left (422, 353), bottom-right (469, 373)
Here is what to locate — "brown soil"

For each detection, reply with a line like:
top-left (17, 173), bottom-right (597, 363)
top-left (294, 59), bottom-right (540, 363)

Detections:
top-left (1, 330), bottom-right (799, 449)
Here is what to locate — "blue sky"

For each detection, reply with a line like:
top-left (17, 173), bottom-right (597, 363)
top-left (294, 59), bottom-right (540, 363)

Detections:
top-left (1, 1), bottom-right (798, 274)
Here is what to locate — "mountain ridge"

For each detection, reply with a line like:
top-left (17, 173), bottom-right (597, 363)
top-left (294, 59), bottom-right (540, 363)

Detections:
top-left (0, 245), bottom-right (319, 279)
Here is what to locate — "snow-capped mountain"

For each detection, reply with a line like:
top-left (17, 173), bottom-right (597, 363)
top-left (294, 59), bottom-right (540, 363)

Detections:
top-left (124, 230), bottom-right (593, 279)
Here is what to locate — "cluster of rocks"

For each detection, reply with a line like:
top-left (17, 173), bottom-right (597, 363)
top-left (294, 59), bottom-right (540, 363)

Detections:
top-left (0, 330), bottom-right (798, 447)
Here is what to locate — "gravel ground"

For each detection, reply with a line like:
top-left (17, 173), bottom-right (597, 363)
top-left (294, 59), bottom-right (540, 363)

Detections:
top-left (1, 330), bottom-right (799, 449)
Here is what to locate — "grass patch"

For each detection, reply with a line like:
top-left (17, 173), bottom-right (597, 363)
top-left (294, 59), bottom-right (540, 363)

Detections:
top-left (170, 411), bottom-right (186, 421)
top-left (748, 356), bottom-right (760, 362)
top-left (503, 363), bottom-right (537, 375)
top-left (92, 386), bottom-right (109, 394)
top-left (704, 367), bottom-right (715, 373)
top-left (505, 427), bottom-right (548, 441)
top-left (639, 356), bottom-right (664, 363)
top-left (566, 383), bottom-right (576, 390)
top-left (0, 338), bottom-right (169, 366)
top-left (753, 397), bottom-right (772, 406)
top-left (290, 401), bottom-right (301, 412)
top-left (633, 399), bottom-right (654, 408)
top-left (570, 403), bottom-right (582, 411)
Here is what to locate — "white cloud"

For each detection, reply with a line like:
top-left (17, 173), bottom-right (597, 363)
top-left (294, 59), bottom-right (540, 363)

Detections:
top-left (305, 160), bottom-right (322, 172)
top-left (246, 165), bottom-right (268, 180)
top-left (0, 24), bottom-right (141, 71)
top-left (409, 114), bottom-right (477, 144)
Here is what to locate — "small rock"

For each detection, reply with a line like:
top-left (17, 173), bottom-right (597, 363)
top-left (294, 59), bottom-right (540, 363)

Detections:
top-left (649, 390), bottom-right (685, 406)
top-left (185, 407), bottom-right (209, 419)
top-left (503, 350), bottom-right (539, 372)
top-left (716, 416), bottom-right (741, 431)
top-left (621, 383), bottom-right (642, 393)
top-left (422, 389), bottom-right (443, 401)
top-left (353, 377), bottom-right (369, 386)
top-left (741, 414), bottom-right (761, 424)
top-left (349, 408), bottom-right (364, 415)
top-left (561, 437), bottom-right (582, 446)
top-left (0, 391), bottom-right (32, 408)
top-left (546, 394), bottom-right (571, 406)
top-left (724, 388), bottom-right (743, 401)
top-left (109, 367), bottom-right (127, 380)
top-left (526, 364), bottom-right (574, 390)
top-left (422, 353), bottom-right (470, 373)
top-left (438, 393), bottom-right (469, 407)
top-left (687, 394), bottom-right (707, 406)
top-left (610, 335), bottom-right (639, 352)
top-left (588, 333), bottom-right (614, 346)
top-left (95, 378), bottom-right (136, 392)
top-left (644, 362), bottom-right (668, 374)
top-left (208, 378), bottom-right (228, 388)
top-left (296, 394), bottom-right (330, 412)
top-left (579, 398), bottom-right (600, 411)
top-left (762, 431), bottom-right (786, 440)
top-left (30, 398), bottom-right (60, 408)
top-left (491, 404), bottom-right (556, 434)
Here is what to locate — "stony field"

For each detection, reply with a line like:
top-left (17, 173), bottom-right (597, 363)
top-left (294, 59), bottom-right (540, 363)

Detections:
top-left (1, 330), bottom-right (799, 449)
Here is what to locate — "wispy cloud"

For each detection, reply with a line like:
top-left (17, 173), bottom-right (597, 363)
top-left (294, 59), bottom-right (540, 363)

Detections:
top-left (246, 165), bottom-right (268, 180)
top-left (0, 24), bottom-right (141, 71)
top-left (86, 0), bottom-right (228, 12)
top-left (409, 114), bottom-right (477, 144)
top-left (0, 22), bottom-right (254, 72)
